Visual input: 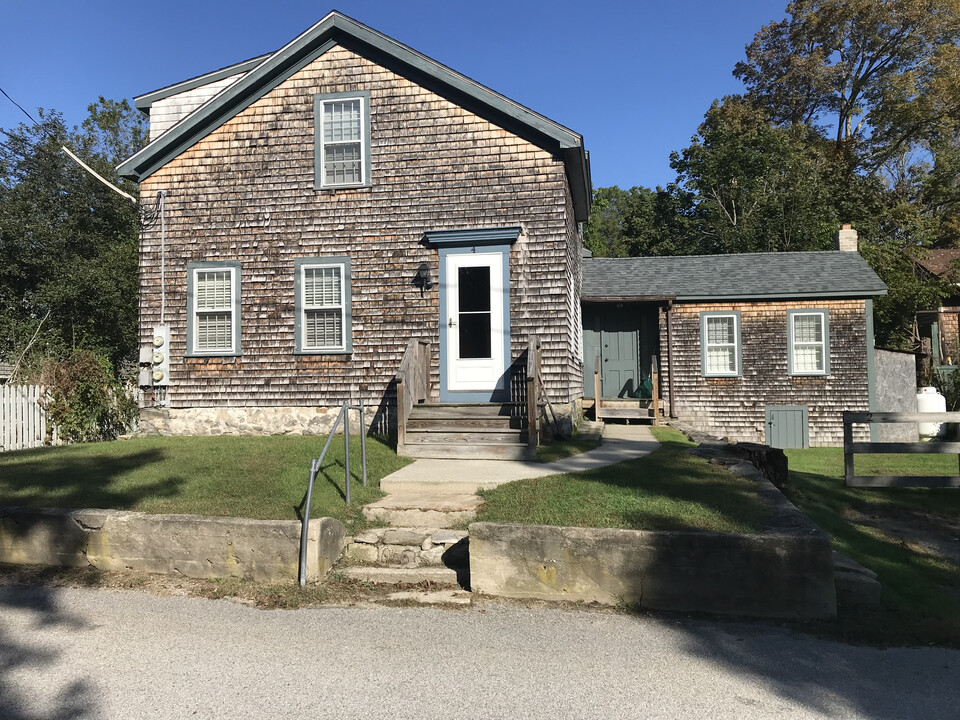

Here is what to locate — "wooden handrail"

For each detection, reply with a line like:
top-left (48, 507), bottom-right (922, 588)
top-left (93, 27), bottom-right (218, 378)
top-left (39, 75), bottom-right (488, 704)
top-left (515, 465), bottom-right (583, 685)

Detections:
top-left (396, 339), bottom-right (430, 448)
top-left (527, 336), bottom-right (541, 450)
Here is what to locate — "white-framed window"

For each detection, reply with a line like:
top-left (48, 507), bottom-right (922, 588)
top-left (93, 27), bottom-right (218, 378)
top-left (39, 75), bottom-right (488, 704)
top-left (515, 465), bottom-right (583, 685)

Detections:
top-left (788, 309), bottom-right (829, 375)
top-left (700, 311), bottom-right (741, 377)
top-left (187, 261), bottom-right (241, 356)
top-left (295, 257), bottom-right (352, 354)
top-left (314, 91), bottom-right (370, 189)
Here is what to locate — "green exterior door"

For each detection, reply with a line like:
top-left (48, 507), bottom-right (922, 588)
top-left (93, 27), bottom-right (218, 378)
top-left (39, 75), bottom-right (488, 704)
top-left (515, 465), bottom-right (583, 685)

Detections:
top-left (601, 313), bottom-right (640, 397)
top-left (765, 405), bottom-right (809, 449)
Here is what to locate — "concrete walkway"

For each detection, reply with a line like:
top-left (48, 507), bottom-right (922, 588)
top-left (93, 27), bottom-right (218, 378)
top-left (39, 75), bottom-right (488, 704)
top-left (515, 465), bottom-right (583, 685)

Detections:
top-left (363, 424), bottom-right (660, 526)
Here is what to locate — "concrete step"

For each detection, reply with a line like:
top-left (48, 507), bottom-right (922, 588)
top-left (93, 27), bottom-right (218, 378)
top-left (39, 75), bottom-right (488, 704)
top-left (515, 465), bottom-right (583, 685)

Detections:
top-left (363, 493), bottom-right (483, 528)
top-left (341, 565), bottom-right (461, 586)
top-left (399, 442), bottom-right (533, 461)
top-left (385, 589), bottom-right (472, 605)
top-left (596, 407), bottom-right (653, 420)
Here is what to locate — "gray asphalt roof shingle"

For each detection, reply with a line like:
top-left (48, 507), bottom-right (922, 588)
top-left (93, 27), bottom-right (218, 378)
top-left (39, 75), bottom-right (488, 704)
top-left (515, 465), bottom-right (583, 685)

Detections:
top-left (582, 251), bottom-right (887, 301)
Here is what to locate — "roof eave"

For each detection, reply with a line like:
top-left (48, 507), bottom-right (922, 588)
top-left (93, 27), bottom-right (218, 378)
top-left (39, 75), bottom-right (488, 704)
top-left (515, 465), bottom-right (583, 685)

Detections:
top-left (133, 53), bottom-right (274, 113)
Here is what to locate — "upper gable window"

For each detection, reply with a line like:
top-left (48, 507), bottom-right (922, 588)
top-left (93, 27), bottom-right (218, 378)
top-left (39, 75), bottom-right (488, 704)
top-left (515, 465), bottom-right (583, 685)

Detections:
top-left (314, 91), bottom-right (370, 190)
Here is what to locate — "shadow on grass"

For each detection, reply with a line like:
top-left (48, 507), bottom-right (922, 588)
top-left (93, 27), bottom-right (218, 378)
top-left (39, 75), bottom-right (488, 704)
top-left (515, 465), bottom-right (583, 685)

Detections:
top-left (477, 433), bottom-right (769, 534)
top-left (0, 447), bottom-right (182, 515)
top-left (785, 468), bottom-right (960, 648)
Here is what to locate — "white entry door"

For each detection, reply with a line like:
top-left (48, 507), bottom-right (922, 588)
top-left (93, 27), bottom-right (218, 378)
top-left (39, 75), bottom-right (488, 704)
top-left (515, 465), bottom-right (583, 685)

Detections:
top-left (444, 251), bottom-right (506, 392)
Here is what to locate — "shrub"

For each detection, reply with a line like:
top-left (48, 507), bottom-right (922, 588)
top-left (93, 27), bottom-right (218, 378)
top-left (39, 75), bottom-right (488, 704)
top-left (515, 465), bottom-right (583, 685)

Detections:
top-left (34, 350), bottom-right (138, 443)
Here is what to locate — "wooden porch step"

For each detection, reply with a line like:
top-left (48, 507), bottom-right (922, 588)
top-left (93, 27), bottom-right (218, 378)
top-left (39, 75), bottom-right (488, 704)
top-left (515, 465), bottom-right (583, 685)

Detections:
top-left (404, 429), bottom-right (526, 444)
top-left (406, 416), bottom-right (521, 430)
top-left (596, 406), bottom-right (655, 420)
top-left (409, 403), bottom-right (522, 419)
top-left (399, 442), bottom-right (534, 461)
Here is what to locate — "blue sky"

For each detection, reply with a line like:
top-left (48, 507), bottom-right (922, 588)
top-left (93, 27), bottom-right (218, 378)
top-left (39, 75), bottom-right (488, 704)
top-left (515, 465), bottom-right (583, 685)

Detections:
top-left (0, 0), bottom-right (788, 189)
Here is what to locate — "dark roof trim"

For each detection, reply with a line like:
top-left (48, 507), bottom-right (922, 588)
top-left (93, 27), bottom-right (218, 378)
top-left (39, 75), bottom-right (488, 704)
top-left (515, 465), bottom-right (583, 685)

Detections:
top-left (133, 53), bottom-right (273, 112)
top-left (582, 295), bottom-right (674, 303)
top-left (424, 226), bottom-right (522, 247)
top-left (118, 11), bottom-right (591, 221)
top-left (675, 290), bottom-right (887, 301)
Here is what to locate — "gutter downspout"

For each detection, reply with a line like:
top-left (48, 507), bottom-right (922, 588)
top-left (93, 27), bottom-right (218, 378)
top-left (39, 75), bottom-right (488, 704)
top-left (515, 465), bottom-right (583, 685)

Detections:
top-left (666, 300), bottom-right (676, 418)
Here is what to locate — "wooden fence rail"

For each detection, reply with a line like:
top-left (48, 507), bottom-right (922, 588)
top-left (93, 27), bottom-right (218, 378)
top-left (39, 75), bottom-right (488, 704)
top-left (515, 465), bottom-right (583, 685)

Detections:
top-left (842, 411), bottom-right (960, 488)
top-left (0, 385), bottom-right (59, 453)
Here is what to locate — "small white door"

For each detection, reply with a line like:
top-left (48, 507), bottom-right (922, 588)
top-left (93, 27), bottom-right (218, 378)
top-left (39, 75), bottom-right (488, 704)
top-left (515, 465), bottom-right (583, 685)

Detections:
top-left (444, 251), bottom-right (505, 392)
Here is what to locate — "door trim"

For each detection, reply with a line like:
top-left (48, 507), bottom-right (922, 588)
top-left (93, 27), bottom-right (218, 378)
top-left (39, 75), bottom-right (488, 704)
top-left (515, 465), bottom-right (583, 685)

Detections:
top-left (438, 244), bottom-right (511, 402)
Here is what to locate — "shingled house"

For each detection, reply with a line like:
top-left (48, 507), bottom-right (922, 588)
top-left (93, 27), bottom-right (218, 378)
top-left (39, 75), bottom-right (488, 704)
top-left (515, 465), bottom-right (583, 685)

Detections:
top-left (582, 228), bottom-right (887, 447)
top-left (118, 12), bottom-right (590, 459)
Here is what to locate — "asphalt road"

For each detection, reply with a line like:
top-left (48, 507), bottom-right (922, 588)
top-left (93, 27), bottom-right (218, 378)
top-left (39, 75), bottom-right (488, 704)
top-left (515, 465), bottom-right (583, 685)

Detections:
top-left (1, 584), bottom-right (957, 720)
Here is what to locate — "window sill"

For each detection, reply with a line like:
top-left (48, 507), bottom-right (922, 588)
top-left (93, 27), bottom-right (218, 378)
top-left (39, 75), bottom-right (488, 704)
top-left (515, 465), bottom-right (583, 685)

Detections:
top-left (295, 350), bottom-right (353, 356)
top-left (315, 183), bottom-right (372, 194)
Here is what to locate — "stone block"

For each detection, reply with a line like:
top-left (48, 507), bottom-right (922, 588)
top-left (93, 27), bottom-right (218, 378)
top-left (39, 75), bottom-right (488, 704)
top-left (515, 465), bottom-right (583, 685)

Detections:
top-left (0, 508), bottom-right (345, 584)
top-left (343, 542), bottom-right (379, 564)
top-left (469, 522), bottom-right (836, 620)
top-left (379, 545), bottom-right (418, 567)
top-left (382, 528), bottom-right (431, 546)
top-left (353, 528), bottom-right (386, 545)
top-left (430, 529), bottom-right (469, 545)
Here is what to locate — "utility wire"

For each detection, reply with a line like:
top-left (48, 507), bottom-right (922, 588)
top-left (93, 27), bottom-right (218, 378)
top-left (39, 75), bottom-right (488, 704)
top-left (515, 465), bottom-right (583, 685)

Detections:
top-left (0, 84), bottom-right (136, 204)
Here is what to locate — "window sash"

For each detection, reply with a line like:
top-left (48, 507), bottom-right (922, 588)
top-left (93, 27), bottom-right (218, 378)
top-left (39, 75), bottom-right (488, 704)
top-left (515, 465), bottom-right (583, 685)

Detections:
top-left (300, 263), bottom-right (345, 351)
top-left (703, 314), bottom-right (740, 376)
top-left (320, 98), bottom-right (365, 187)
top-left (192, 267), bottom-right (236, 354)
top-left (791, 312), bottom-right (826, 374)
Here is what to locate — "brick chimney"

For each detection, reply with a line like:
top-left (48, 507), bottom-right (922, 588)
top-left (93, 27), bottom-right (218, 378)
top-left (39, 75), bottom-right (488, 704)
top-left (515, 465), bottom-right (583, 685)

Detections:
top-left (834, 224), bottom-right (858, 252)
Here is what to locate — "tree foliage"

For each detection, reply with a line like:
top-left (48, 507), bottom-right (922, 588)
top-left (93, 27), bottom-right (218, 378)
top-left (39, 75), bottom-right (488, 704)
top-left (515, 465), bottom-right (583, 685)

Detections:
top-left (734, 0), bottom-right (960, 170)
top-left (584, 1), bottom-right (960, 349)
top-left (0, 98), bottom-right (146, 372)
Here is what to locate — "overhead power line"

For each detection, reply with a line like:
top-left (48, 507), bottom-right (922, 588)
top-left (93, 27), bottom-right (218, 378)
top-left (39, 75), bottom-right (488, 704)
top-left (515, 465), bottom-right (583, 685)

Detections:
top-left (0, 84), bottom-right (136, 204)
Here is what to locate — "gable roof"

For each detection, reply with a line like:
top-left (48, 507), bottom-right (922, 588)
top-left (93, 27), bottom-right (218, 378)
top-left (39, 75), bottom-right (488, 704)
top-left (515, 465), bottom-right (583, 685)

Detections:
top-left (133, 53), bottom-right (272, 113)
top-left (117, 11), bottom-right (591, 221)
top-left (582, 252), bottom-right (887, 302)
top-left (918, 248), bottom-right (960, 279)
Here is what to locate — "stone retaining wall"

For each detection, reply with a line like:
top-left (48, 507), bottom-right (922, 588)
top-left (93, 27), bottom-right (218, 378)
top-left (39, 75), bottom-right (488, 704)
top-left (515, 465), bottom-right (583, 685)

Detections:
top-left (138, 406), bottom-right (380, 437)
top-left (342, 527), bottom-right (468, 567)
top-left (0, 508), bottom-right (345, 583)
top-left (469, 522), bottom-right (836, 619)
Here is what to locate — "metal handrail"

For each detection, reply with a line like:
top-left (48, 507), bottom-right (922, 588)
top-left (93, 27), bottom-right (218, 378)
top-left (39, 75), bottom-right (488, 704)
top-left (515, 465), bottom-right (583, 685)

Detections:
top-left (298, 399), bottom-right (368, 586)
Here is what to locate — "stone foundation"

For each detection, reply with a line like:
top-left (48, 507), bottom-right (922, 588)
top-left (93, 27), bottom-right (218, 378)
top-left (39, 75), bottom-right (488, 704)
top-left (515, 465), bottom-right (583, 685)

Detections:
top-left (137, 405), bottom-right (384, 437)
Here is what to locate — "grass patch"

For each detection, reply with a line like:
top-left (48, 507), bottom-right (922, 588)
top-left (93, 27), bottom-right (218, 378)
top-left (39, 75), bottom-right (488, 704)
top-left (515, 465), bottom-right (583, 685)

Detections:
top-left (0, 435), bottom-right (410, 533)
top-left (536, 432), bottom-right (601, 463)
top-left (475, 426), bottom-right (768, 533)
top-left (785, 447), bottom-right (960, 647)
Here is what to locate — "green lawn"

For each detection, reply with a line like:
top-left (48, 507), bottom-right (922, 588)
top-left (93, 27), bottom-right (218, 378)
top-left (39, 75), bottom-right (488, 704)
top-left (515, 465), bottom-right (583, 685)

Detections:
top-left (785, 447), bottom-right (960, 647)
top-left (535, 433), bottom-right (602, 463)
top-left (0, 435), bottom-right (410, 533)
top-left (474, 427), bottom-right (769, 533)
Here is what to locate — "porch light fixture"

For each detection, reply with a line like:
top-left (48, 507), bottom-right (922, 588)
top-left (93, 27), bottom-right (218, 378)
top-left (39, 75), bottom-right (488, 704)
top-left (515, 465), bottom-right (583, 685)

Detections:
top-left (413, 263), bottom-right (433, 293)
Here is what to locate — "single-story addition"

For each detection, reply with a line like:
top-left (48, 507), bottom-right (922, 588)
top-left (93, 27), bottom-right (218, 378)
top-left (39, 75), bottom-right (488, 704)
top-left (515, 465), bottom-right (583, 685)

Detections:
top-left (118, 11), bottom-right (590, 459)
top-left (582, 227), bottom-right (888, 447)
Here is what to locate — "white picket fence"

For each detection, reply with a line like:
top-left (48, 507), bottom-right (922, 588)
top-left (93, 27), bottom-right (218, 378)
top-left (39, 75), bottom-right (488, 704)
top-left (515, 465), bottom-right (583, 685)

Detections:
top-left (0, 384), bottom-right (59, 452)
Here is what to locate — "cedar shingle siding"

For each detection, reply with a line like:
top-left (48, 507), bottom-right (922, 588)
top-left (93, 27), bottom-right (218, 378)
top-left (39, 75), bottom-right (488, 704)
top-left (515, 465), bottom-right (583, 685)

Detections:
top-left (660, 300), bottom-right (871, 445)
top-left (138, 46), bottom-right (582, 427)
